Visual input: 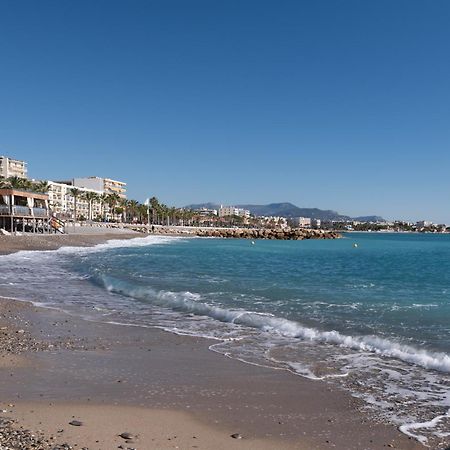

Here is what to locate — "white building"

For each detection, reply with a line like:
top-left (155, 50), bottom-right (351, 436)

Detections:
top-left (416, 220), bottom-right (433, 228)
top-left (218, 206), bottom-right (251, 218)
top-left (259, 216), bottom-right (288, 229)
top-left (293, 217), bottom-right (312, 228)
top-left (73, 176), bottom-right (127, 198)
top-left (0, 156), bottom-right (27, 179)
top-left (47, 181), bottom-right (104, 220)
top-left (311, 218), bottom-right (321, 228)
top-left (195, 207), bottom-right (218, 216)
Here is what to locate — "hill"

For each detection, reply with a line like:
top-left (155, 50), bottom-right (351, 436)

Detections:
top-left (185, 202), bottom-right (384, 222)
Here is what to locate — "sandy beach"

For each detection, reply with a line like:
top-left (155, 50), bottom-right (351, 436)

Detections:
top-left (0, 233), bottom-right (424, 449)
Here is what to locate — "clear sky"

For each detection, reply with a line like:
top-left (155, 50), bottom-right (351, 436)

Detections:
top-left (1, 1), bottom-right (449, 222)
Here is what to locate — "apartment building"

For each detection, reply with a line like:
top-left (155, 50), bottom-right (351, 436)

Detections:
top-left (73, 176), bottom-right (127, 198)
top-left (218, 206), bottom-right (251, 218)
top-left (0, 156), bottom-right (28, 179)
top-left (293, 217), bottom-right (312, 228)
top-left (48, 181), bottom-right (103, 220)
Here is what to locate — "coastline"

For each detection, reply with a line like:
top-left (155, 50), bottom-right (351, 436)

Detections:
top-left (0, 230), bottom-right (141, 255)
top-left (0, 233), bottom-right (423, 449)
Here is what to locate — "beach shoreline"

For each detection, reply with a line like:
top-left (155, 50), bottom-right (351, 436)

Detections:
top-left (0, 233), bottom-right (424, 449)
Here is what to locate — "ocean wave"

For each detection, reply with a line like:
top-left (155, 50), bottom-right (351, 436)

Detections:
top-left (100, 275), bottom-right (450, 374)
top-left (390, 303), bottom-right (439, 311)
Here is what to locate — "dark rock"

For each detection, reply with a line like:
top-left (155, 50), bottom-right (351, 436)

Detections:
top-left (68, 420), bottom-right (83, 427)
top-left (119, 432), bottom-right (134, 440)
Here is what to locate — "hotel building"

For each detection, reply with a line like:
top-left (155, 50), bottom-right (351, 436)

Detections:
top-left (47, 181), bottom-right (104, 220)
top-left (0, 156), bottom-right (28, 179)
top-left (293, 217), bottom-right (312, 228)
top-left (218, 206), bottom-right (251, 218)
top-left (73, 177), bottom-right (127, 198)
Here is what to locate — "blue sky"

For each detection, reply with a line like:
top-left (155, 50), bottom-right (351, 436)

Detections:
top-left (1, 1), bottom-right (450, 222)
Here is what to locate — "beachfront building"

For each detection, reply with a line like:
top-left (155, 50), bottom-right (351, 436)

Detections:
top-left (0, 156), bottom-right (28, 179)
top-left (195, 207), bottom-right (218, 217)
top-left (293, 217), bottom-right (312, 228)
top-left (73, 176), bottom-right (127, 198)
top-left (311, 218), bottom-right (321, 229)
top-left (47, 181), bottom-right (105, 220)
top-left (258, 216), bottom-right (289, 229)
top-left (416, 220), bottom-right (433, 228)
top-left (0, 188), bottom-right (54, 233)
top-left (218, 206), bottom-right (251, 218)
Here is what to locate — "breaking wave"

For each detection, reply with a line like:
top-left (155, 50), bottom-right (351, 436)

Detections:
top-left (100, 275), bottom-right (450, 374)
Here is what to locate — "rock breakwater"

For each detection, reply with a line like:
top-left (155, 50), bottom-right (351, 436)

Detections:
top-left (194, 228), bottom-right (340, 240)
top-left (132, 226), bottom-right (340, 240)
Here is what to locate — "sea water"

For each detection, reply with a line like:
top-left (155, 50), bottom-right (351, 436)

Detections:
top-left (0, 233), bottom-right (449, 446)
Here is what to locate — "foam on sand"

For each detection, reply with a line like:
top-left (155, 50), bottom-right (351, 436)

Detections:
top-left (100, 275), bottom-right (450, 374)
top-left (0, 234), bottom-right (184, 261)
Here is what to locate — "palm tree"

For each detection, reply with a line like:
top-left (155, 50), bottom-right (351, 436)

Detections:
top-left (105, 193), bottom-right (121, 222)
top-left (81, 191), bottom-right (99, 221)
top-left (149, 197), bottom-right (159, 224)
top-left (119, 198), bottom-right (129, 223)
top-left (33, 180), bottom-right (50, 194)
top-left (160, 203), bottom-right (171, 226)
top-left (126, 200), bottom-right (140, 223)
top-left (69, 188), bottom-right (81, 221)
top-left (99, 193), bottom-right (109, 222)
top-left (5, 176), bottom-right (30, 190)
top-left (137, 204), bottom-right (147, 224)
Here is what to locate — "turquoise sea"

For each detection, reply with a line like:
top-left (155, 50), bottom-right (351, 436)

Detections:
top-left (1, 232), bottom-right (449, 446)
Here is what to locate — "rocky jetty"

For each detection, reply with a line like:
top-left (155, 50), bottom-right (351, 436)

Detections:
top-left (194, 228), bottom-right (340, 240)
top-left (137, 225), bottom-right (340, 240)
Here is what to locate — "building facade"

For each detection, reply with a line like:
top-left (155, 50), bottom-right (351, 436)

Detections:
top-left (296, 217), bottom-right (311, 228)
top-left (311, 218), bottom-right (321, 228)
top-left (47, 181), bottom-right (104, 220)
top-left (0, 156), bottom-right (28, 179)
top-left (0, 188), bottom-right (50, 232)
top-left (218, 206), bottom-right (251, 218)
top-left (73, 177), bottom-right (127, 198)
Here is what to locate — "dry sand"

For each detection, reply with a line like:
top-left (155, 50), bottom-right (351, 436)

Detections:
top-left (0, 233), bottom-right (425, 449)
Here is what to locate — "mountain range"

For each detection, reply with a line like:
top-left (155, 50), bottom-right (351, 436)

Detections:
top-left (185, 202), bottom-right (384, 222)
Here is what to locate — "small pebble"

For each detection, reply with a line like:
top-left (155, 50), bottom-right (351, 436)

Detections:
top-left (119, 432), bottom-right (134, 440)
top-left (69, 420), bottom-right (83, 427)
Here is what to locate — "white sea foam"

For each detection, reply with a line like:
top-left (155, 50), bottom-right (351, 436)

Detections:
top-left (399, 410), bottom-right (450, 445)
top-left (101, 275), bottom-right (450, 374)
top-left (0, 235), bottom-right (184, 261)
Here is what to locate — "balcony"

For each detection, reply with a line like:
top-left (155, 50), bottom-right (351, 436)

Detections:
top-left (0, 205), bottom-right (10, 216)
top-left (12, 205), bottom-right (32, 216)
top-left (33, 207), bottom-right (49, 218)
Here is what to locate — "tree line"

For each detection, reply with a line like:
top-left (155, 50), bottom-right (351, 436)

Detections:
top-left (0, 176), bottom-right (197, 225)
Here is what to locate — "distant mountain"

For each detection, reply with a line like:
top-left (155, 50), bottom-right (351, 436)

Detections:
top-left (187, 202), bottom-right (221, 211)
top-left (236, 203), bottom-right (350, 221)
top-left (353, 215), bottom-right (385, 222)
top-left (185, 202), bottom-right (384, 222)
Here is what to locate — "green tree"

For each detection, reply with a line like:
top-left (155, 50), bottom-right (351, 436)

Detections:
top-left (126, 200), bottom-right (140, 223)
top-left (81, 191), bottom-right (99, 221)
top-left (99, 193), bottom-right (110, 221)
top-left (4, 176), bottom-right (31, 190)
top-left (149, 197), bottom-right (160, 224)
top-left (33, 180), bottom-right (50, 194)
top-left (105, 193), bottom-right (121, 221)
top-left (69, 188), bottom-right (81, 221)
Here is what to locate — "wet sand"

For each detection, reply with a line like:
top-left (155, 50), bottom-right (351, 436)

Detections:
top-left (0, 231), bottom-right (140, 255)
top-left (0, 234), bottom-right (424, 449)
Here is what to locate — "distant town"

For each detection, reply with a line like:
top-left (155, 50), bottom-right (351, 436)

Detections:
top-left (0, 154), bottom-right (448, 234)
